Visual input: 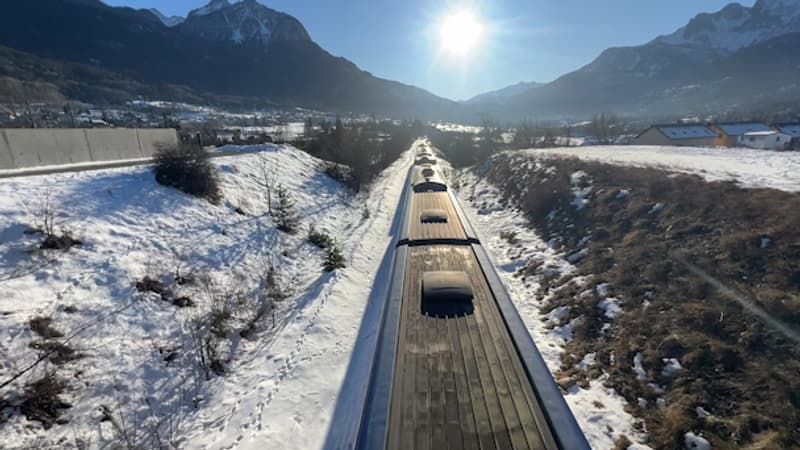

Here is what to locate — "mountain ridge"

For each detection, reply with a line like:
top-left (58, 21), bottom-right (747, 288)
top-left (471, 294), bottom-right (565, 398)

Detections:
top-left (0, 0), bottom-right (464, 119)
top-left (473, 0), bottom-right (800, 119)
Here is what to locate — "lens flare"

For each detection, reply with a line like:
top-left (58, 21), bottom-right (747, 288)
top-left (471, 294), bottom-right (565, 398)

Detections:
top-left (439, 11), bottom-right (484, 56)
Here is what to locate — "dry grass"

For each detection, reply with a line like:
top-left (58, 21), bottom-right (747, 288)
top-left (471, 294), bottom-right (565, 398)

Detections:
top-left (19, 373), bottom-right (71, 429)
top-left (483, 153), bottom-right (800, 449)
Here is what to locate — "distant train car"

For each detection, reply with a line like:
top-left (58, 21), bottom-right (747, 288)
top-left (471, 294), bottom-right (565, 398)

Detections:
top-left (415, 156), bottom-right (436, 166)
top-left (411, 166), bottom-right (446, 192)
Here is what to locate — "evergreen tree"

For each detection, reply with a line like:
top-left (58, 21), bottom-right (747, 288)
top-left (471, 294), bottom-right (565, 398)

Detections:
top-left (323, 242), bottom-right (346, 272)
top-left (273, 184), bottom-right (298, 233)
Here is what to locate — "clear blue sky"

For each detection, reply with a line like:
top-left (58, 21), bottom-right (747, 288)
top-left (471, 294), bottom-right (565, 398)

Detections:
top-left (105, 0), bottom-right (754, 100)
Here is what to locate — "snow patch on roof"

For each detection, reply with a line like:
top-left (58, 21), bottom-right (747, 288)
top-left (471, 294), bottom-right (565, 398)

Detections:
top-left (716, 122), bottom-right (772, 136)
top-left (657, 125), bottom-right (717, 140)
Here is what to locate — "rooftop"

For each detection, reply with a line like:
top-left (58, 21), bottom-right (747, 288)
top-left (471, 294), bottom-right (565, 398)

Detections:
top-left (774, 123), bottom-right (800, 137)
top-left (653, 124), bottom-right (717, 140)
top-left (715, 122), bottom-right (771, 136)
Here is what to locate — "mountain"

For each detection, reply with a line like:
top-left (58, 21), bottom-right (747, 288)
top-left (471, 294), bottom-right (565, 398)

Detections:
top-left (485, 0), bottom-right (800, 119)
top-left (0, 0), bottom-right (463, 119)
top-left (148, 9), bottom-right (185, 27)
top-left (654, 0), bottom-right (800, 54)
top-left (465, 82), bottom-right (543, 106)
top-left (179, 0), bottom-right (311, 44)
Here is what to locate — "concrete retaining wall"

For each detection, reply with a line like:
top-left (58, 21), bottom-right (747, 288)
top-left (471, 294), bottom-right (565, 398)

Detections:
top-left (0, 128), bottom-right (178, 170)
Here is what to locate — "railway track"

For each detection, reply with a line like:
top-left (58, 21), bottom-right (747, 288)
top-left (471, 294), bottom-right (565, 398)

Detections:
top-left (355, 144), bottom-right (589, 450)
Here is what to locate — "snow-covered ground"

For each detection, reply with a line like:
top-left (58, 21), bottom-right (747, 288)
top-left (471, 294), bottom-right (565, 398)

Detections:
top-left (0, 142), bottom-right (415, 449)
top-left (454, 169), bottom-right (651, 450)
top-left (527, 145), bottom-right (800, 192)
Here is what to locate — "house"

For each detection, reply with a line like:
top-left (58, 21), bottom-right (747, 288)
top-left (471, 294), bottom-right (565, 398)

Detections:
top-left (632, 124), bottom-right (716, 147)
top-left (711, 122), bottom-right (771, 147)
top-left (773, 123), bottom-right (800, 150)
top-left (737, 130), bottom-right (792, 150)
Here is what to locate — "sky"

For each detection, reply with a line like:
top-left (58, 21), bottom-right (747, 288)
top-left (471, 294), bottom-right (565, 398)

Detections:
top-left (105, 0), bottom-right (756, 101)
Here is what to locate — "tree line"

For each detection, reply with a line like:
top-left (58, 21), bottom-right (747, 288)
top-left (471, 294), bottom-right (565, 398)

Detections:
top-left (296, 117), bottom-right (424, 191)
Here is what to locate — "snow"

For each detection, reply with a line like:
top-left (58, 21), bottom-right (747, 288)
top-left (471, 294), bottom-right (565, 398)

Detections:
top-left (188, 0), bottom-right (230, 17)
top-left (657, 125), bottom-right (716, 139)
top-left (743, 130), bottom-right (782, 137)
top-left (577, 352), bottom-right (596, 371)
top-left (570, 170), bottom-right (592, 210)
top-left (696, 406), bottom-right (712, 418)
top-left (148, 8), bottom-right (185, 27)
top-left (655, 0), bottom-right (800, 54)
top-left (567, 248), bottom-right (589, 263)
top-left (526, 146), bottom-right (800, 192)
top-left (685, 432), bottom-right (712, 450)
top-left (454, 167), bottom-right (650, 450)
top-left (432, 122), bottom-right (482, 134)
top-left (598, 298), bottom-right (623, 319)
top-left (648, 203), bottom-right (664, 214)
top-left (661, 358), bottom-right (683, 377)
top-left (0, 142), bottom-right (416, 448)
top-left (565, 377), bottom-right (651, 450)
top-left (633, 352), bottom-right (648, 381)
top-left (716, 123), bottom-right (772, 136)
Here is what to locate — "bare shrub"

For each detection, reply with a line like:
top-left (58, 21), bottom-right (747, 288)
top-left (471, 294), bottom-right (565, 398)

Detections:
top-left (188, 284), bottom-right (241, 379)
top-left (153, 144), bottom-right (221, 203)
top-left (25, 189), bottom-right (81, 251)
top-left (136, 275), bottom-right (195, 308)
top-left (136, 276), bottom-right (170, 298)
top-left (323, 162), bottom-right (352, 185)
top-left (253, 154), bottom-right (278, 214)
top-left (29, 340), bottom-right (80, 365)
top-left (241, 266), bottom-right (291, 339)
top-left (307, 225), bottom-right (332, 249)
top-left (102, 396), bottom-right (181, 450)
top-left (19, 372), bottom-right (71, 429)
top-left (29, 316), bottom-right (63, 339)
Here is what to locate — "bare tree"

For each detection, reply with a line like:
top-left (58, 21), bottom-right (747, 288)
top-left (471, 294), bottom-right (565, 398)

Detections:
top-left (253, 155), bottom-right (278, 214)
top-left (590, 112), bottom-right (618, 145)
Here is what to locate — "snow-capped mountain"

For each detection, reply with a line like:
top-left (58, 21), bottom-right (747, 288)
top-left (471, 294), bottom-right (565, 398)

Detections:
top-left (474, 0), bottom-right (800, 119)
top-left (187, 0), bottom-right (231, 18)
top-left (179, 0), bottom-right (311, 45)
top-left (654, 0), bottom-right (800, 54)
top-left (148, 8), bottom-right (185, 27)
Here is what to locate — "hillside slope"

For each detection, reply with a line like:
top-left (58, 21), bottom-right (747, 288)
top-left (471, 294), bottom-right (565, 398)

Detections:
top-left (0, 143), bottom-right (415, 449)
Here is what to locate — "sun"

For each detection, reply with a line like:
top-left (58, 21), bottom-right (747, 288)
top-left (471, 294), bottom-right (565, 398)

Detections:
top-left (439, 11), bottom-right (484, 56)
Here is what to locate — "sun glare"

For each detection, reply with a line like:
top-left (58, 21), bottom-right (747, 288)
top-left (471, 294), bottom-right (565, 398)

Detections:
top-left (439, 11), bottom-right (484, 56)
